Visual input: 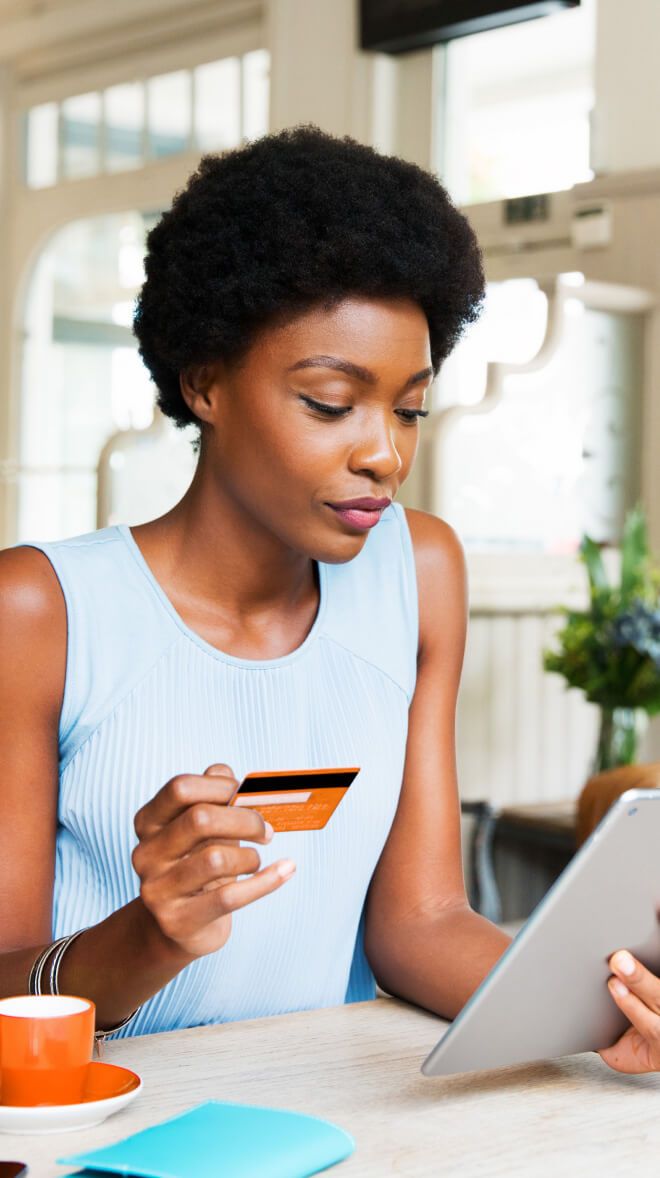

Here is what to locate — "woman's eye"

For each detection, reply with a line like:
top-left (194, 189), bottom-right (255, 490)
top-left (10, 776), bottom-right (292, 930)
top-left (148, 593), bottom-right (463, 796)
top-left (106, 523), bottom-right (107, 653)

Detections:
top-left (298, 395), bottom-right (429, 423)
top-left (397, 408), bottom-right (429, 423)
top-left (299, 395), bottom-right (351, 417)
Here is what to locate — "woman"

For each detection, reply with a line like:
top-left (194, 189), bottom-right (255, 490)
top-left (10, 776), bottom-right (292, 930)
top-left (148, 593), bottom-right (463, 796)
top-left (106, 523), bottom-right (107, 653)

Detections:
top-left (0, 127), bottom-right (656, 1071)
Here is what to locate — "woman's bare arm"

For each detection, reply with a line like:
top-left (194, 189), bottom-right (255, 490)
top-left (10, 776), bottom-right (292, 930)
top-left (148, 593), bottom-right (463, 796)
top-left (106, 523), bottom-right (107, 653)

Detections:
top-left (364, 510), bottom-right (510, 1018)
top-left (0, 547), bottom-right (182, 1023)
top-left (0, 548), bottom-right (293, 1028)
top-left (0, 548), bottom-right (63, 954)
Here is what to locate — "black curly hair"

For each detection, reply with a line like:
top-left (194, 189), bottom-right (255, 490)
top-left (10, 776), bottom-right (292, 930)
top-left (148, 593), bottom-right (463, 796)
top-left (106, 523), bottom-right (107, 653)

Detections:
top-left (133, 125), bottom-right (484, 429)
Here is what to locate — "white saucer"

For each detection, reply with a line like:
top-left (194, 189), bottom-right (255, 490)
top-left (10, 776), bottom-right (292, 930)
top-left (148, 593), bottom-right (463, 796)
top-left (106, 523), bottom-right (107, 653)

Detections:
top-left (0, 1061), bottom-right (141, 1134)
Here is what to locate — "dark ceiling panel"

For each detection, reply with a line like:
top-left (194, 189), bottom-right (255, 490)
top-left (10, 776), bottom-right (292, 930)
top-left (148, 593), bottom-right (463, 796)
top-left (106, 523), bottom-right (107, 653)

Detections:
top-left (360, 1), bottom-right (580, 55)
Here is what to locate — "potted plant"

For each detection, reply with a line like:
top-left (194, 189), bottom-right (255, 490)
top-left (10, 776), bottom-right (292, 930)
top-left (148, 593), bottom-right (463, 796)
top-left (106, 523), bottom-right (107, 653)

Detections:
top-left (543, 505), bottom-right (660, 772)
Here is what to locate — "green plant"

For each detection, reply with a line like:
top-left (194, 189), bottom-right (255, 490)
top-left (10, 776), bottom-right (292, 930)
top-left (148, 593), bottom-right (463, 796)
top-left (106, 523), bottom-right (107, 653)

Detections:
top-left (543, 505), bottom-right (660, 714)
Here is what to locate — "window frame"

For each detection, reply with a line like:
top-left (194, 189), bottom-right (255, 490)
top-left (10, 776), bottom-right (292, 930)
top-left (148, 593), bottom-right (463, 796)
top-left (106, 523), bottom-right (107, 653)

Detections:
top-left (6, 20), bottom-right (267, 546)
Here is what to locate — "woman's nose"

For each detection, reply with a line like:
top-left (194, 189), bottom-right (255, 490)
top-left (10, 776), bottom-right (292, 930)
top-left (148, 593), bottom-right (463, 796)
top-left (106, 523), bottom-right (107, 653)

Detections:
top-left (348, 417), bottom-right (403, 481)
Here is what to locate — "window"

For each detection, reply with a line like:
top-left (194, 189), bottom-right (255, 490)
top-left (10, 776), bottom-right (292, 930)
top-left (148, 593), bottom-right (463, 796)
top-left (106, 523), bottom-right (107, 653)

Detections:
top-left (60, 91), bottom-right (102, 179)
top-left (21, 51), bottom-right (270, 188)
top-left (434, 278), bottom-right (644, 553)
top-left (441, 0), bottom-right (595, 204)
top-left (194, 58), bottom-right (241, 151)
top-left (147, 71), bottom-right (192, 158)
top-left (17, 46), bottom-right (268, 537)
top-left (18, 212), bottom-right (197, 541)
top-left (242, 50), bottom-right (270, 142)
top-left (104, 83), bottom-right (145, 172)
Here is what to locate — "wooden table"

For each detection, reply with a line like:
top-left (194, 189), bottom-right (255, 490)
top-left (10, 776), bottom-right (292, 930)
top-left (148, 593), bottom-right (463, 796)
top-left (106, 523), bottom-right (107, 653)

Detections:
top-left (4, 996), bottom-right (660, 1176)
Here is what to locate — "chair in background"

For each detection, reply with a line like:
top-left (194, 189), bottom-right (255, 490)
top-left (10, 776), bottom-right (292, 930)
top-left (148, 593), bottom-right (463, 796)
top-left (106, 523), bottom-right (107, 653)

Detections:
top-left (576, 762), bottom-right (660, 846)
top-left (460, 801), bottom-right (502, 924)
top-left (461, 762), bottom-right (660, 925)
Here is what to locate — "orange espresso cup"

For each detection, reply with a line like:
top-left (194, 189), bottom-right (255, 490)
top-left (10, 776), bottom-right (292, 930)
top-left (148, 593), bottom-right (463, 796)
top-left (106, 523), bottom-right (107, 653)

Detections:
top-left (0, 994), bottom-right (95, 1107)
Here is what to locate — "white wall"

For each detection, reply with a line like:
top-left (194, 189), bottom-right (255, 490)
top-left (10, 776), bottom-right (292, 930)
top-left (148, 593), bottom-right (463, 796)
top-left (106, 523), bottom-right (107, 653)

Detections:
top-left (267, 0), bottom-right (436, 166)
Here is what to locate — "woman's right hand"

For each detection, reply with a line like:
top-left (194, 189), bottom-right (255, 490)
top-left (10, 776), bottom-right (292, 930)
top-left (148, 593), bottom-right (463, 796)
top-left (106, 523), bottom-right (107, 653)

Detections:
top-left (132, 763), bottom-right (295, 960)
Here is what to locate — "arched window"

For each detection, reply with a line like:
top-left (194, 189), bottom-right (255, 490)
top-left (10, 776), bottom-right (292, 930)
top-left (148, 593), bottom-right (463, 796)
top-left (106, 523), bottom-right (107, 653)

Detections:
top-left (17, 211), bottom-right (197, 541)
top-left (432, 276), bottom-right (646, 553)
top-left (15, 47), bottom-right (269, 541)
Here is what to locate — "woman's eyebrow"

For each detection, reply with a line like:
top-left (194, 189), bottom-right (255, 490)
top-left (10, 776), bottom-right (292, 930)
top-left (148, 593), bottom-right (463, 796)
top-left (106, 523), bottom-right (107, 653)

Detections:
top-left (287, 355), bottom-right (433, 388)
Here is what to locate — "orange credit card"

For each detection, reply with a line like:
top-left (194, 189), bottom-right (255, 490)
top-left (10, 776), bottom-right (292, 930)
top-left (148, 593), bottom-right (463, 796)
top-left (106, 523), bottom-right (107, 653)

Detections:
top-left (231, 767), bottom-right (359, 832)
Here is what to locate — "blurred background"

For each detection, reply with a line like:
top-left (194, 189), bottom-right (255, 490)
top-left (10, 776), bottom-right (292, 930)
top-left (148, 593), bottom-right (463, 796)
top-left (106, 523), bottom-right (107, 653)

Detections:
top-left (1, 0), bottom-right (659, 911)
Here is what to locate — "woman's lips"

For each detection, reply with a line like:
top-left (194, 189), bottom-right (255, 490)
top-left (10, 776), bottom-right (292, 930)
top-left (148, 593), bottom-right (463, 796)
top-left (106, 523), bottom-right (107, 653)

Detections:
top-left (327, 504), bottom-right (388, 531)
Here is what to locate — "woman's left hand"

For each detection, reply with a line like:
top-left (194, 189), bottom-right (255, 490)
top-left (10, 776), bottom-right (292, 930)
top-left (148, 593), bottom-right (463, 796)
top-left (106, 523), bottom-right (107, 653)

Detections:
top-left (598, 950), bottom-right (660, 1073)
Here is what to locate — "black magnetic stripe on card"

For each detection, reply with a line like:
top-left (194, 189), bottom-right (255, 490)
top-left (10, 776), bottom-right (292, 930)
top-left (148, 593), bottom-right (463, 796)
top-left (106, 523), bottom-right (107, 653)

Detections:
top-left (238, 770), bottom-right (358, 793)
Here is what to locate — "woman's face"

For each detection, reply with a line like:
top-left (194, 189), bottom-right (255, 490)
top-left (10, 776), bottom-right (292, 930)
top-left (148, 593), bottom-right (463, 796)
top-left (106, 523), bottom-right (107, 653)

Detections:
top-left (200, 297), bottom-right (433, 564)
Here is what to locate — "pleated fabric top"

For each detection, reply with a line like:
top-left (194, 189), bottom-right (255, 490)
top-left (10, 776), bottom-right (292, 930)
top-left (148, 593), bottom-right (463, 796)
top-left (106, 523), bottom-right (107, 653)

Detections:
top-left (24, 502), bottom-right (418, 1035)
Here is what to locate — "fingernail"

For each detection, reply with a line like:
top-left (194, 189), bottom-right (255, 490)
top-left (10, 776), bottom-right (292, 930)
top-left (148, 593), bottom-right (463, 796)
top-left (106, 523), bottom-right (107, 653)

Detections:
top-left (610, 978), bottom-right (629, 998)
top-left (614, 951), bottom-right (636, 977)
top-left (276, 859), bottom-right (296, 880)
top-left (264, 821), bottom-right (274, 841)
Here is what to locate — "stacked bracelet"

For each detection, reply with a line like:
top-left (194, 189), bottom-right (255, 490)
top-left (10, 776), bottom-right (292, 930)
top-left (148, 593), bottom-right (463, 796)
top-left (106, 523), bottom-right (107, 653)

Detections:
top-left (49, 928), bottom-right (87, 997)
top-left (27, 936), bottom-right (68, 997)
top-left (27, 930), bottom-right (141, 1040)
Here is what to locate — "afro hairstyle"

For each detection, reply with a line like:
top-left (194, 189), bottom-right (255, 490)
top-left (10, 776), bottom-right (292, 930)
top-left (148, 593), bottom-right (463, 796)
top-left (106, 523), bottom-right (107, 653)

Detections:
top-left (133, 125), bottom-right (484, 429)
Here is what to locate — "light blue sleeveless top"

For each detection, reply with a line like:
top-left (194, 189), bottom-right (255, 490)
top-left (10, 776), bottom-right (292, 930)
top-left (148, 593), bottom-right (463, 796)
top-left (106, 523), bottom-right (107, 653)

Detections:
top-left (25, 502), bottom-right (418, 1036)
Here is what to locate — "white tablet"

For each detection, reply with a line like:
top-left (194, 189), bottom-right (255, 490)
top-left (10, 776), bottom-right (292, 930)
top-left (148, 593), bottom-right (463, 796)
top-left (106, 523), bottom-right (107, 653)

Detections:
top-left (422, 789), bottom-right (660, 1076)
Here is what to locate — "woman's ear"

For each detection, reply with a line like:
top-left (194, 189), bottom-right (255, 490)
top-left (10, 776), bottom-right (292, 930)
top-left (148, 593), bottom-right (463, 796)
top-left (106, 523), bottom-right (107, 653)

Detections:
top-left (179, 363), bottom-right (222, 424)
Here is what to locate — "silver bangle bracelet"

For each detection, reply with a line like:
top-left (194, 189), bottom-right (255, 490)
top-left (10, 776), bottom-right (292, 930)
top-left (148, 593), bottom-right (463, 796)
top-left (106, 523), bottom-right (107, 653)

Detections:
top-left (27, 930), bottom-right (142, 1039)
top-left (94, 1007), bottom-right (141, 1041)
top-left (50, 928), bottom-right (87, 996)
top-left (28, 937), bottom-right (68, 996)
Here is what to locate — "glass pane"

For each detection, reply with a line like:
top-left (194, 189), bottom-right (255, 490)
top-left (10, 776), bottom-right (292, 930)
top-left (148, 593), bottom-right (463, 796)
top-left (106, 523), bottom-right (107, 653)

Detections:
top-left (438, 297), bottom-right (644, 553)
top-left (16, 470), bottom-right (97, 543)
top-left (461, 93), bottom-right (592, 203)
top-left (111, 348), bottom-right (155, 431)
top-left (117, 214), bottom-right (147, 295)
top-left (61, 91), bottom-right (102, 179)
top-left (22, 340), bottom-right (117, 469)
top-left (194, 57), bottom-right (240, 151)
top-left (24, 103), bottom-right (58, 188)
top-left (147, 70), bottom-right (191, 158)
top-left (104, 82), bottom-right (145, 172)
top-left (434, 279), bottom-right (549, 411)
top-left (102, 419), bottom-right (197, 528)
top-left (443, 0), bottom-right (595, 204)
top-left (18, 211), bottom-right (168, 542)
top-left (242, 50), bottom-right (270, 141)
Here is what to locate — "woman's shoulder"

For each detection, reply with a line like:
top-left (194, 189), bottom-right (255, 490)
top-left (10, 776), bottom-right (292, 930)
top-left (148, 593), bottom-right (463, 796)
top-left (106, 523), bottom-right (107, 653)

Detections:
top-left (0, 546), bottom-right (67, 721)
top-left (402, 507), bottom-right (466, 577)
top-left (0, 528), bottom-right (133, 634)
top-left (20, 525), bottom-right (126, 561)
top-left (12, 526), bottom-right (143, 598)
top-left (402, 507), bottom-right (468, 659)
top-left (5, 525), bottom-right (125, 576)
top-left (3, 527), bottom-right (179, 769)
top-left (0, 543), bottom-right (67, 654)
top-left (0, 529), bottom-right (124, 662)
top-left (0, 543), bottom-right (64, 615)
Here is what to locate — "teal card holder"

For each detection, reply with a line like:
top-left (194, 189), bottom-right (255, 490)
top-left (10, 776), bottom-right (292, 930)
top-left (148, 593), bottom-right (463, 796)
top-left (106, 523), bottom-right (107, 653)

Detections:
top-left (58, 1100), bottom-right (355, 1178)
